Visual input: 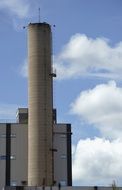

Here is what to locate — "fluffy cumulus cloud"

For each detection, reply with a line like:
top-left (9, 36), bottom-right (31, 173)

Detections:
top-left (71, 81), bottom-right (122, 139)
top-left (71, 81), bottom-right (122, 185)
top-left (54, 34), bottom-right (122, 80)
top-left (21, 34), bottom-right (122, 79)
top-left (72, 138), bottom-right (122, 186)
top-left (0, 0), bottom-right (30, 18)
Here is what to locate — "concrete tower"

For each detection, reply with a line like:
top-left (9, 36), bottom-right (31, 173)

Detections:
top-left (28, 23), bottom-right (53, 186)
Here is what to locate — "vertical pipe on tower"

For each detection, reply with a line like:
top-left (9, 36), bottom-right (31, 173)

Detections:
top-left (28, 23), bottom-right (53, 186)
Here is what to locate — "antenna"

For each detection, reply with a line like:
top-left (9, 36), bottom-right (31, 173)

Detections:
top-left (38, 7), bottom-right (41, 23)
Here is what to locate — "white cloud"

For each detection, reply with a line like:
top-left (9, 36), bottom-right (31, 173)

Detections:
top-left (20, 59), bottom-right (28, 77)
top-left (54, 34), bottom-right (122, 80)
top-left (0, 0), bottom-right (30, 18)
top-left (22, 34), bottom-right (122, 80)
top-left (73, 138), bottom-right (122, 186)
top-left (71, 81), bottom-right (122, 139)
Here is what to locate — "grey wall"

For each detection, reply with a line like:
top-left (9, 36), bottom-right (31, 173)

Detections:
top-left (53, 124), bottom-right (72, 186)
top-left (0, 124), bottom-right (6, 190)
top-left (11, 124), bottom-right (28, 186)
top-left (0, 122), bottom-right (72, 190)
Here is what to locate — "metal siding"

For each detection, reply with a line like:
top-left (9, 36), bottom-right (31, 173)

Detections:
top-left (67, 124), bottom-right (72, 186)
top-left (6, 123), bottom-right (11, 186)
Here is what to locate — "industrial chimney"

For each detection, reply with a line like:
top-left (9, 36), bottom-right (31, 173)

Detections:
top-left (28, 23), bottom-right (53, 186)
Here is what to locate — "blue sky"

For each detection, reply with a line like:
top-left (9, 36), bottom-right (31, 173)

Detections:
top-left (0, 0), bottom-right (122, 186)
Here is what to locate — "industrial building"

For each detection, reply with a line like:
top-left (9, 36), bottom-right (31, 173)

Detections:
top-left (0, 108), bottom-right (72, 190)
top-left (0, 22), bottom-right (72, 190)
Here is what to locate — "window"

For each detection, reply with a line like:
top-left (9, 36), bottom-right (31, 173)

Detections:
top-left (61, 154), bottom-right (66, 159)
top-left (11, 134), bottom-right (16, 138)
top-left (60, 180), bottom-right (66, 186)
top-left (0, 134), bottom-right (6, 138)
top-left (0, 155), bottom-right (16, 160)
top-left (60, 134), bottom-right (66, 138)
top-left (0, 133), bottom-right (16, 138)
top-left (11, 180), bottom-right (17, 186)
top-left (10, 155), bottom-right (16, 160)
top-left (0, 155), bottom-right (6, 160)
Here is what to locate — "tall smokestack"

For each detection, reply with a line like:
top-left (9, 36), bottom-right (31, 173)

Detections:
top-left (28, 23), bottom-right (53, 186)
